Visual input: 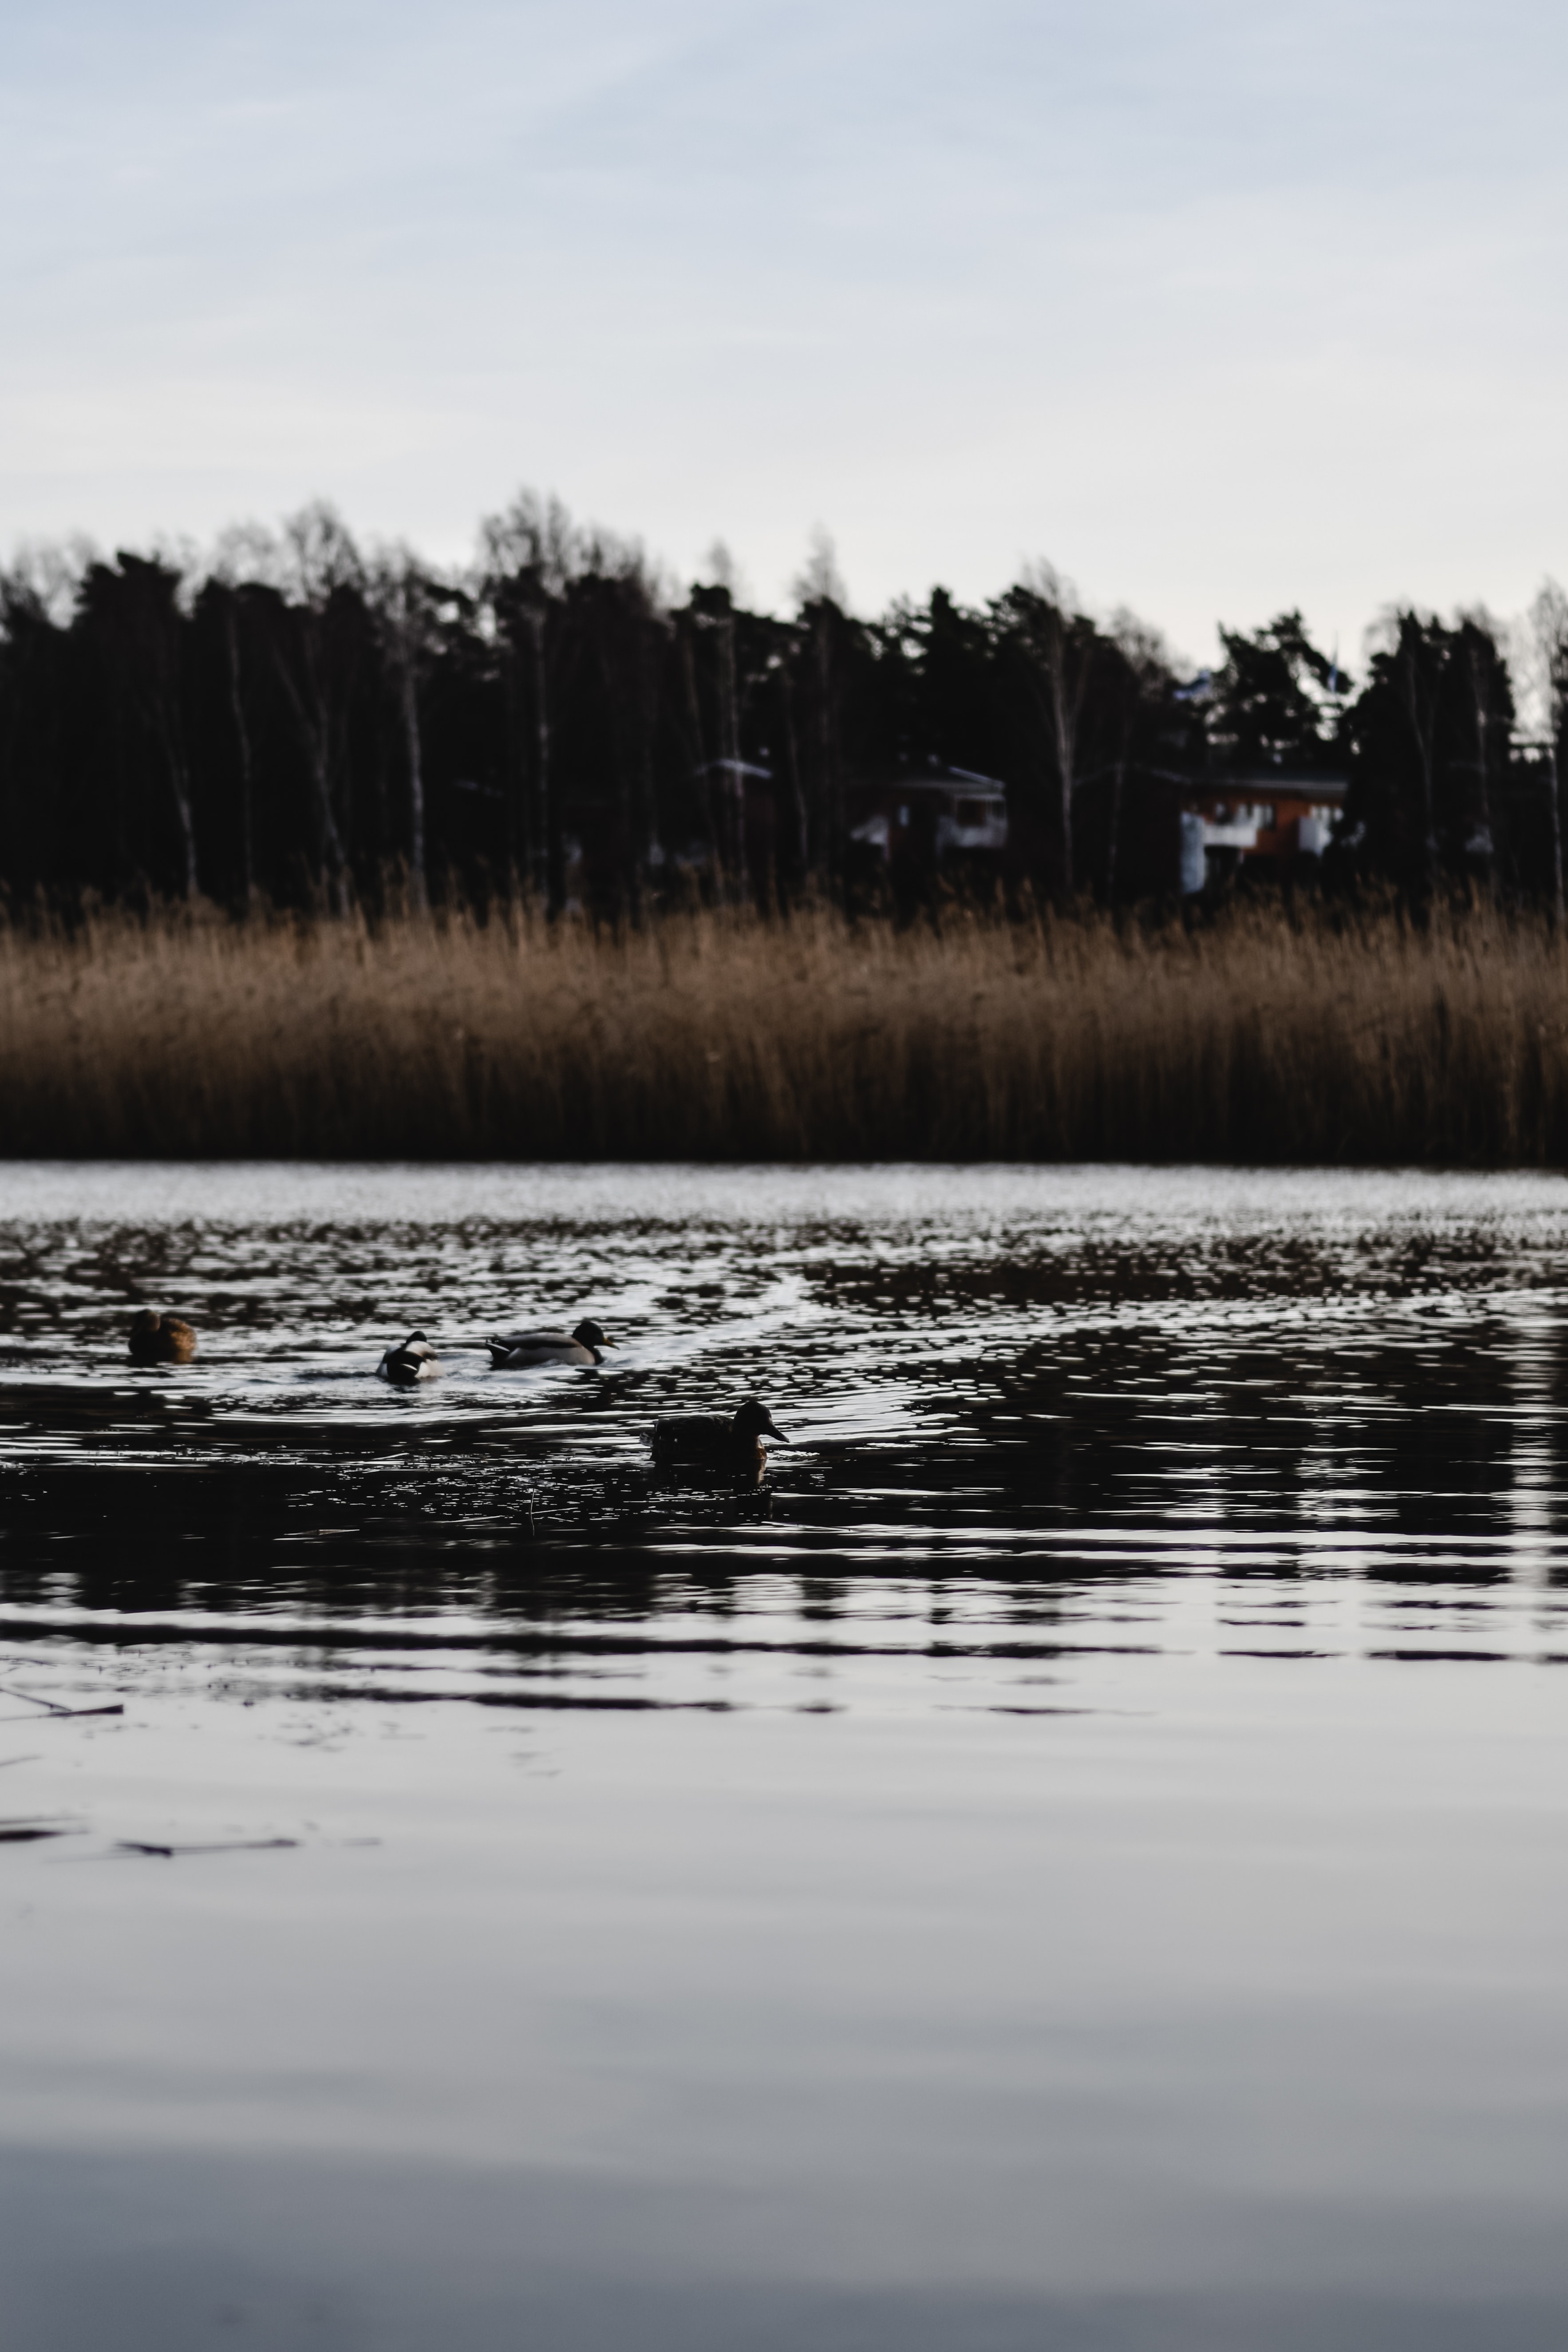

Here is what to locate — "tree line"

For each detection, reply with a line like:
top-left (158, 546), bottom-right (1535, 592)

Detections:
top-left (3, 493), bottom-right (1568, 917)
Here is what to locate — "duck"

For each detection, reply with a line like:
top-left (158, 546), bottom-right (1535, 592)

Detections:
top-left (486, 1320), bottom-right (613, 1368)
top-left (377, 1331), bottom-right (442, 1385)
top-left (651, 1399), bottom-right (788, 1479)
top-left (128, 1310), bottom-right (197, 1366)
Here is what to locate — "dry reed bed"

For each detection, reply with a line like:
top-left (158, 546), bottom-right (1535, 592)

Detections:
top-left (1, 902), bottom-right (1566, 1161)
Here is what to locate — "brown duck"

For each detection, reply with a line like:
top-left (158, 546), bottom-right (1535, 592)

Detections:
top-left (651, 1399), bottom-right (788, 1480)
top-left (128, 1311), bottom-right (197, 1366)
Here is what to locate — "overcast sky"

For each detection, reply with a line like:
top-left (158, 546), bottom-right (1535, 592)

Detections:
top-left (4, 0), bottom-right (1566, 665)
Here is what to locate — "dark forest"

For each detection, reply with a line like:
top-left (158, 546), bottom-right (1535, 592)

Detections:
top-left (3, 494), bottom-right (1566, 917)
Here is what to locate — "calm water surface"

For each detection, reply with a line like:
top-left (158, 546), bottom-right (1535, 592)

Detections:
top-left (1, 1163), bottom-right (1567, 2351)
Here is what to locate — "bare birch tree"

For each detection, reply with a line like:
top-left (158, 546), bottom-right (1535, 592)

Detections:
top-left (1013, 565), bottom-right (1098, 899)
top-left (790, 534), bottom-right (850, 894)
top-left (478, 493), bottom-right (584, 910)
top-left (369, 549), bottom-right (445, 911)
top-left (1104, 609), bottom-right (1169, 901)
top-left (715, 602), bottom-right (743, 895)
top-left (266, 504), bottom-right (362, 914)
top-left (1521, 581), bottom-right (1568, 926)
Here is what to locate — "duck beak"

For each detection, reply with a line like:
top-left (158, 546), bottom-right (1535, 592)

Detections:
top-left (762, 1417), bottom-right (788, 1442)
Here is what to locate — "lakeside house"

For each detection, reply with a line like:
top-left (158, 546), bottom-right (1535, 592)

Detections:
top-left (1177, 771), bottom-right (1348, 893)
top-left (648, 752), bottom-right (1347, 901)
top-left (675, 758), bottom-right (1011, 889)
top-left (848, 766), bottom-right (1009, 873)
top-left (692, 756), bottom-right (783, 884)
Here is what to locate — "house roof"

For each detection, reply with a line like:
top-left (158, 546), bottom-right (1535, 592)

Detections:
top-left (1189, 771), bottom-right (1349, 799)
top-left (696, 758), bottom-right (773, 782)
top-left (879, 764), bottom-right (1007, 796)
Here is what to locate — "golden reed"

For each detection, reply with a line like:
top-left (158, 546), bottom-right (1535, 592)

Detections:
top-left (1, 897), bottom-right (1566, 1162)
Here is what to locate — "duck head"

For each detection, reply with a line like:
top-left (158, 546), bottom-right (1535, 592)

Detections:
top-left (733, 1399), bottom-right (787, 1444)
top-left (573, 1320), bottom-right (613, 1351)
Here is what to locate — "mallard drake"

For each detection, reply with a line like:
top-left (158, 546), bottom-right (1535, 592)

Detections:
top-left (651, 1399), bottom-right (788, 1478)
top-left (486, 1320), bottom-right (612, 1368)
top-left (128, 1310), bottom-right (196, 1366)
top-left (377, 1332), bottom-right (442, 1385)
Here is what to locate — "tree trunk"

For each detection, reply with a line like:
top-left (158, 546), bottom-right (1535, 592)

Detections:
top-left (127, 643), bottom-right (197, 902)
top-left (777, 665), bottom-right (808, 891)
top-left (600, 611), bottom-right (657, 924)
top-left (719, 613), bottom-right (745, 899)
top-left (139, 678), bottom-right (197, 902)
top-left (1417, 747), bottom-right (1436, 876)
top-left (1548, 739), bottom-right (1566, 929)
top-left (680, 630), bottom-right (720, 890)
top-left (612, 682), bottom-right (643, 925)
top-left (813, 613), bottom-right (839, 897)
top-left (162, 723), bottom-right (198, 901)
top-left (1035, 610), bottom-right (1092, 904)
top-left (634, 640), bottom-right (662, 916)
top-left (397, 656), bottom-right (428, 912)
top-left (311, 738), bottom-right (350, 915)
top-left (224, 604), bottom-right (256, 912)
top-left (1466, 645), bottom-right (1494, 883)
top-left (643, 620), bottom-right (667, 896)
top-left (1397, 641), bottom-right (1442, 882)
top-left (1106, 758), bottom-right (1125, 902)
top-left (502, 644), bottom-right (525, 889)
top-left (274, 651), bottom-right (349, 914)
top-left (526, 612), bottom-right (560, 915)
top-left (1055, 715), bottom-right (1074, 899)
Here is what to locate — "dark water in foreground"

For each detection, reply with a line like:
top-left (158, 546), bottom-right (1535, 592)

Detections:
top-left (2, 1162), bottom-right (1567, 2352)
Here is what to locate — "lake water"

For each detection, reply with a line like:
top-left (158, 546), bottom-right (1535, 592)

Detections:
top-left (1, 1162), bottom-right (1567, 2351)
